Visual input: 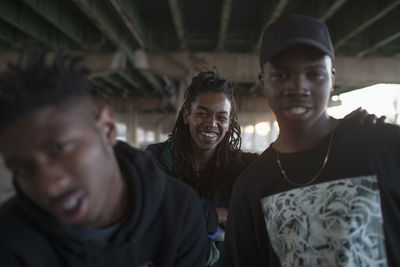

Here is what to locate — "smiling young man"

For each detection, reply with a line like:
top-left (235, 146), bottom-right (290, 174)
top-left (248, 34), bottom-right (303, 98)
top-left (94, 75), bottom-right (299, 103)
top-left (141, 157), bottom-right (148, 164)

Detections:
top-left (146, 71), bottom-right (258, 266)
top-left (0, 53), bottom-right (208, 267)
top-left (223, 15), bottom-right (400, 267)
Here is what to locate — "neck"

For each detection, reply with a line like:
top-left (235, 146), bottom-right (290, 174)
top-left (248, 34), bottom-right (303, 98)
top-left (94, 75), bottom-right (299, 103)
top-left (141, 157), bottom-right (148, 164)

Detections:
top-left (94, 168), bottom-right (129, 229)
top-left (274, 115), bottom-right (339, 153)
top-left (190, 145), bottom-right (216, 172)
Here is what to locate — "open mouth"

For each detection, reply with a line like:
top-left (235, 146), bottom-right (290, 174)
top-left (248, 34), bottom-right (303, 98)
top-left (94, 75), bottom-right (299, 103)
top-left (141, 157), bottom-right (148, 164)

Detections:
top-left (200, 131), bottom-right (218, 138)
top-left (52, 189), bottom-right (88, 224)
top-left (288, 106), bottom-right (308, 115)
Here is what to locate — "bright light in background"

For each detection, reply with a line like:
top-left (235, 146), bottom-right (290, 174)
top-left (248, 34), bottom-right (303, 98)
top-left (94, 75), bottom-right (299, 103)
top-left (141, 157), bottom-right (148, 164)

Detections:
top-left (116, 122), bottom-right (127, 141)
top-left (244, 125), bottom-right (255, 134)
top-left (240, 84), bottom-right (400, 152)
top-left (331, 95), bottom-right (340, 101)
top-left (255, 122), bottom-right (271, 136)
top-left (273, 121), bottom-right (279, 131)
top-left (328, 84), bottom-right (400, 123)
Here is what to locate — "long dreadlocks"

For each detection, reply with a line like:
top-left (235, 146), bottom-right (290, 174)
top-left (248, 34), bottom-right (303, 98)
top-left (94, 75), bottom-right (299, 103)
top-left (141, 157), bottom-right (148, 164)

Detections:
top-left (169, 71), bottom-right (241, 197)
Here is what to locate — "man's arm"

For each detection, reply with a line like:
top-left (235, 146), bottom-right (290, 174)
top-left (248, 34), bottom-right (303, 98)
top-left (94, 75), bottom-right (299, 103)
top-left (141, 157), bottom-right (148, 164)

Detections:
top-left (0, 246), bottom-right (29, 267)
top-left (174, 190), bottom-right (209, 267)
top-left (344, 107), bottom-right (386, 125)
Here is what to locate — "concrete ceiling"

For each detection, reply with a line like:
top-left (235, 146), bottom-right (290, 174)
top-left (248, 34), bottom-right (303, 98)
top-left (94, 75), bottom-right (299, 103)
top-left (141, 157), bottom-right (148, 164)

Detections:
top-left (1, 0), bottom-right (400, 113)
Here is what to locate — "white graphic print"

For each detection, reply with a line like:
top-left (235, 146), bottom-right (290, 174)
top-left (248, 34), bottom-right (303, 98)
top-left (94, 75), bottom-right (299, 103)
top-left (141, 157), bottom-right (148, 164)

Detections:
top-left (261, 175), bottom-right (387, 267)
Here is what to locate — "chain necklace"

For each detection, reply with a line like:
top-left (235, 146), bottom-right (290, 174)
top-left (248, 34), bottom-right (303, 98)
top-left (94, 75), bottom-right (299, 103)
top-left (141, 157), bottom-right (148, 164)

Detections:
top-left (276, 131), bottom-right (334, 186)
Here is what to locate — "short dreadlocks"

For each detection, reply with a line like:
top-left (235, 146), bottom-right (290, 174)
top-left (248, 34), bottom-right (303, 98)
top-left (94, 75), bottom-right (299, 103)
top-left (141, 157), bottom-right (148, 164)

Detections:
top-left (0, 52), bottom-right (92, 133)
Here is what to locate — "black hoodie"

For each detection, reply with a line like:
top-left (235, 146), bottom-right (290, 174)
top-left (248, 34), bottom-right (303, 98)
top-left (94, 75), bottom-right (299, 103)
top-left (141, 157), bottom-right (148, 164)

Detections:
top-left (0, 141), bottom-right (208, 267)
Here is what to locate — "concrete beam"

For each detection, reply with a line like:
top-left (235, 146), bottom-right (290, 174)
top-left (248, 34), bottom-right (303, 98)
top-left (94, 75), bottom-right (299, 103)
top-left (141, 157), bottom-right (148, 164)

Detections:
top-left (0, 0), bottom-right (75, 49)
top-left (334, 0), bottom-right (400, 49)
top-left (334, 56), bottom-right (400, 85)
top-left (0, 20), bottom-right (25, 49)
top-left (0, 51), bottom-right (127, 77)
top-left (109, 0), bottom-right (145, 48)
top-left (94, 96), bottom-right (171, 113)
top-left (319, 0), bottom-right (348, 22)
top-left (72, 0), bottom-right (164, 95)
top-left (168, 0), bottom-right (187, 49)
top-left (255, 0), bottom-right (289, 49)
top-left (356, 31), bottom-right (400, 57)
top-left (217, 0), bottom-right (233, 50)
top-left (22, 0), bottom-right (101, 49)
top-left (132, 50), bottom-right (259, 83)
top-left (133, 50), bottom-right (400, 86)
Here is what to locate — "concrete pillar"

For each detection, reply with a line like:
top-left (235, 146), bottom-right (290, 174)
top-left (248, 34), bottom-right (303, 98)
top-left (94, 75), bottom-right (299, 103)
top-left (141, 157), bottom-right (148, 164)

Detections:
top-left (156, 124), bottom-right (163, 142)
top-left (176, 75), bottom-right (192, 118)
top-left (126, 105), bottom-right (139, 148)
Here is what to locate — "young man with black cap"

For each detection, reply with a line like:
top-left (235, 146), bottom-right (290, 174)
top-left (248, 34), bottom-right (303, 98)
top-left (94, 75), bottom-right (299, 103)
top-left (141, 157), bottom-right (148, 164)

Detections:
top-left (223, 14), bottom-right (400, 266)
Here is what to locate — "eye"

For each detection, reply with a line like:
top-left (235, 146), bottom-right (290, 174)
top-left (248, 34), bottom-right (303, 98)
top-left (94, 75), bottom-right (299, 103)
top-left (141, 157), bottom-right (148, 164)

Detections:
top-left (218, 116), bottom-right (228, 122)
top-left (270, 70), bottom-right (287, 81)
top-left (308, 71), bottom-right (326, 79)
top-left (52, 141), bottom-right (69, 154)
top-left (197, 112), bottom-right (207, 118)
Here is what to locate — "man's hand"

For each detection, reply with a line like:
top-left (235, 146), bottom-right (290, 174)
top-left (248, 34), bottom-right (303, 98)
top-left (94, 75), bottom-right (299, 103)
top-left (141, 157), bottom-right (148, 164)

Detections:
top-left (344, 107), bottom-right (386, 125)
top-left (216, 207), bottom-right (228, 227)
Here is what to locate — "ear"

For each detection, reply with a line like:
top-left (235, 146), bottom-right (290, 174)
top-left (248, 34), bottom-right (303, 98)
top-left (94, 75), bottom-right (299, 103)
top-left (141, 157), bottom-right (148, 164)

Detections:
top-left (183, 109), bottom-right (189, 125)
top-left (331, 67), bottom-right (336, 92)
top-left (96, 105), bottom-right (117, 146)
top-left (258, 71), bottom-right (264, 90)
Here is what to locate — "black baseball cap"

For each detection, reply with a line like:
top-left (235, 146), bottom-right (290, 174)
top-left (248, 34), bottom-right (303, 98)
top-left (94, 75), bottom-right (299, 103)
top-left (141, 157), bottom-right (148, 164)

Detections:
top-left (259, 14), bottom-right (334, 68)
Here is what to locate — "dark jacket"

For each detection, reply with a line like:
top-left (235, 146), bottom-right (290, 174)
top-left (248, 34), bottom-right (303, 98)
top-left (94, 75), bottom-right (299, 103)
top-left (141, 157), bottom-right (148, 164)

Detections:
top-left (0, 141), bottom-right (208, 267)
top-left (146, 140), bottom-right (257, 209)
top-left (146, 140), bottom-right (257, 266)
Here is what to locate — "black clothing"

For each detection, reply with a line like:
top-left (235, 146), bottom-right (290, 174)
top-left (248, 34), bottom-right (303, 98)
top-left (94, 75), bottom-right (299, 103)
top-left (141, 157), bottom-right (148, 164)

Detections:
top-left (223, 120), bottom-right (400, 267)
top-left (0, 141), bottom-right (208, 267)
top-left (146, 140), bottom-right (258, 267)
top-left (146, 140), bottom-right (257, 211)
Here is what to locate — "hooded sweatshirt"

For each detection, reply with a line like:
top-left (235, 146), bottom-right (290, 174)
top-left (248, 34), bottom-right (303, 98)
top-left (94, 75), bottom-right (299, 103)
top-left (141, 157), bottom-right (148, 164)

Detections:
top-left (0, 141), bottom-right (208, 267)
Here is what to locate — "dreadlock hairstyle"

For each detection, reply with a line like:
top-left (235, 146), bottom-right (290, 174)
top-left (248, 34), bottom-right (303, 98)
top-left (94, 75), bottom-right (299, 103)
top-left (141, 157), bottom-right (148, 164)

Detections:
top-left (0, 51), bottom-right (92, 133)
top-left (170, 71), bottom-right (242, 198)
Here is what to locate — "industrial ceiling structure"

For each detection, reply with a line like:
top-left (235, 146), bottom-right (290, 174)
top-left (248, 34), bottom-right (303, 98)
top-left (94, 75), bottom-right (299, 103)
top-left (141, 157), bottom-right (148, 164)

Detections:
top-left (1, 0), bottom-right (400, 114)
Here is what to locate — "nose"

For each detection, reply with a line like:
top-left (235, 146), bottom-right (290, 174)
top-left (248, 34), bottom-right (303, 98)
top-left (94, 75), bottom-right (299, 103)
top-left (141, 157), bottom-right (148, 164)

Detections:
top-left (284, 74), bottom-right (311, 97)
top-left (204, 115), bottom-right (217, 127)
top-left (34, 158), bottom-right (69, 197)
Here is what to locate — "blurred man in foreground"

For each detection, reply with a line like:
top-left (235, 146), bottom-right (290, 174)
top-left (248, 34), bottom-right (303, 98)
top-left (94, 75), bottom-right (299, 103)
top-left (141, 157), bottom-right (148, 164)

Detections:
top-left (0, 52), bottom-right (208, 267)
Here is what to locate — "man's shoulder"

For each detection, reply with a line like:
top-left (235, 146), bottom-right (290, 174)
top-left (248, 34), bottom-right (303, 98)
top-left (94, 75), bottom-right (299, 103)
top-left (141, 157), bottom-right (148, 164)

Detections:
top-left (238, 150), bottom-right (259, 165)
top-left (0, 196), bottom-right (23, 226)
top-left (338, 119), bottom-right (400, 145)
top-left (0, 197), bottom-right (46, 247)
top-left (162, 171), bottom-right (199, 200)
top-left (234, 148), bottom-right (275, 190)
top-left (115, 141), bottom-right (162, 172)
top-left (146, 140), bottom-right (171, 153)
top-left (118, 141), bottom-right (197, 203)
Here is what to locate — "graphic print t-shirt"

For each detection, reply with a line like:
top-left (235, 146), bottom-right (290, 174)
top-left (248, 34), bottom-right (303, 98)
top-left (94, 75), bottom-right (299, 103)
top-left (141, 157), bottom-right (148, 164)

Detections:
top-left (260, 175), bottom-right (387, 267)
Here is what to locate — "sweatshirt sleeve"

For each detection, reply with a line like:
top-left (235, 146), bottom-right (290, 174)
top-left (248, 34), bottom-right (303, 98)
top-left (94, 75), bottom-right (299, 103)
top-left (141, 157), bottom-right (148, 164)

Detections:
top-left (0, 242), bottom-right (31, 267)
top-left (222, 179), bottom-right (266, 267)
top-left (174, 188), bottom-right (209, 267)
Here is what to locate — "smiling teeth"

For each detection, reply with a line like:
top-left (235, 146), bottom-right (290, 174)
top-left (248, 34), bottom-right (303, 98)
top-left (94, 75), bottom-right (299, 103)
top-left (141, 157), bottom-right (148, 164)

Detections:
top-left (201, 132), bottom-right (217, 137)
top-left (289, 107), bottom-right (307, 114)
top-left (64, 198), bottom-right (78, 211)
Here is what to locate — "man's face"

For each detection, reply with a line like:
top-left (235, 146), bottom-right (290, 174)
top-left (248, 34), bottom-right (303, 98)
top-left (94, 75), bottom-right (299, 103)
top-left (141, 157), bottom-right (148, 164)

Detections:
top-left (0, 98), bottom-right (122, 228)
top-left (184, 91), bottom-right (231, 154)
top-left (259, 45), bottom-right (335, 131)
